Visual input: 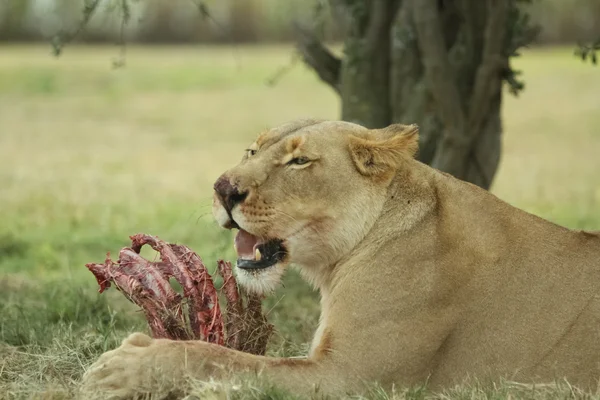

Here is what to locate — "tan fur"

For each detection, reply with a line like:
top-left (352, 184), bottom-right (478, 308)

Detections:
top-left (255, 130), bottom-right (271, 147)
top-left (80, 119), bottom-right (600, 399)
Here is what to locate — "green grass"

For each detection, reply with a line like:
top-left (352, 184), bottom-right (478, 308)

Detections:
top-left (0, 44), bottom-right (599, 399)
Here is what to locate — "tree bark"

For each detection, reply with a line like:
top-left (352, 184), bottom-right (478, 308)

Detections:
top-left (296, 0), bottom-right (527, 190)
top-left (296, 0), bottom-right (401, 128)
top-left (338, 0), bottom-right (400, 128)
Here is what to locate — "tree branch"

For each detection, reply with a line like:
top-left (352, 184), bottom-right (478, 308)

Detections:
top-left (412, 0), bottom-right (467, 149)
top-left (467, 0), bottom-right (510, 137)
top-left (51, 0), bottom-right (102, 56)
top-left (293, 22), bottom-right (342, 93)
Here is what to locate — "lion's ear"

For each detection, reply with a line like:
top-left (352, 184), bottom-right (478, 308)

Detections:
top-left (370, 123), bottom-right (420, 148)
top-left (348, 124), bottom-right (419, 177)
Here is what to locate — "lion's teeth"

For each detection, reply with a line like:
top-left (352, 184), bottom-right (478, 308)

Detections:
top-left (255, 248), bottom-right (262, 261)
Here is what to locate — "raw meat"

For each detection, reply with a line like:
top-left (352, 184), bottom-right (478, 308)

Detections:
top-left (85, 233), bottom-right (273, 355)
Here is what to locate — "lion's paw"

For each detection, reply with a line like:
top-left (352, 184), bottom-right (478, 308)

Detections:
top-left (79, 332), bottom-right (177, 400)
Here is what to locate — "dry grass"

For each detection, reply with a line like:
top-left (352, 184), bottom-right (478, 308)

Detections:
top-left (494, 47), bottom-right (600, 228)
top-left (0, 44), bottom-right (599, 399)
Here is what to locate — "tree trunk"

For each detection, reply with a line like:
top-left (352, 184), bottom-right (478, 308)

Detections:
top-left (338, 0), bottom-right (399, 128)
top-left (296, 0), bottom-right (533, 190)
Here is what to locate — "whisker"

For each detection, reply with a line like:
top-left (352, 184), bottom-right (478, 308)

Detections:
top-left (270, 209), bottom-right (301, 226)
top-left (195, 211), bottom-right (215, 224)
top-left (270, 209), bottom-right (328, 241)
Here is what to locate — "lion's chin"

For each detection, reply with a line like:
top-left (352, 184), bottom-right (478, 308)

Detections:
top-left (235, 261), bottom-right (287, 295)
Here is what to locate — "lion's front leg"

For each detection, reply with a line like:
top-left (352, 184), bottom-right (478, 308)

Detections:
top-left (80, 332), bottom-right (350, 399)
top-left (79, 333), bottom-right (187, 399)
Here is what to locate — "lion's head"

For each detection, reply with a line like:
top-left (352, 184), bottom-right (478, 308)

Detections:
top-left (212, 119), bottom-right (419, 294)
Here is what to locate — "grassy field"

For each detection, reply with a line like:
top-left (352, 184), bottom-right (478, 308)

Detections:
top-left (0, 44), bottom-right (599, 399)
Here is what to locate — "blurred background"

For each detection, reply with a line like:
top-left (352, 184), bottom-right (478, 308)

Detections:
top-left (1, 0), bottom-right (600, 43)
top-left (0, 0), bottom-right (599, 398)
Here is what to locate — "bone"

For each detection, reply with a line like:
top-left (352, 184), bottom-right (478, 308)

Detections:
top-left (85, 252), bottom-right (189, 340)
top-left (85, 233), bottom-right (274, 356)
top-left (170, 243), bottom-right (224, 345)
top-left (217, 260), bottom-right (244, 349)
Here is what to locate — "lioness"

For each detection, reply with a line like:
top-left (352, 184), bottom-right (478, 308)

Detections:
top-left (80, 119), bottom-right (600, 398)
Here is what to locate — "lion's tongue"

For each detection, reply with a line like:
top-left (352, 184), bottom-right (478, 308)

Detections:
top-left (234, 229), bottom-right (259, 260)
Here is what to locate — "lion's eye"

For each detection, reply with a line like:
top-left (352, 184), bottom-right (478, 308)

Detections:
top-left (246, 149), bottom-right (257, 157)
top-left (288, 156), bottom-right (310, 165)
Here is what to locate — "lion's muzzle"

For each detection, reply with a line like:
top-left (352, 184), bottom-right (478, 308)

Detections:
top-left (213, 174), bottom-right (247, 229)
top-left (212, 174), bottom-right (288, 272)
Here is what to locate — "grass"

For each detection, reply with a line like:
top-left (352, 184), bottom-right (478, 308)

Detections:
top-left (0, 44), bottom-right (599, 399)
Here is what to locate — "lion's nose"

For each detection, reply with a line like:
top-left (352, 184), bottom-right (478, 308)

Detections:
top-left (213, 175), bottom-right (248, 212)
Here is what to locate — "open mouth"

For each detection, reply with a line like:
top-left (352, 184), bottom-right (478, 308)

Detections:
top-left (234, 229), bottom-right (287, 270)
